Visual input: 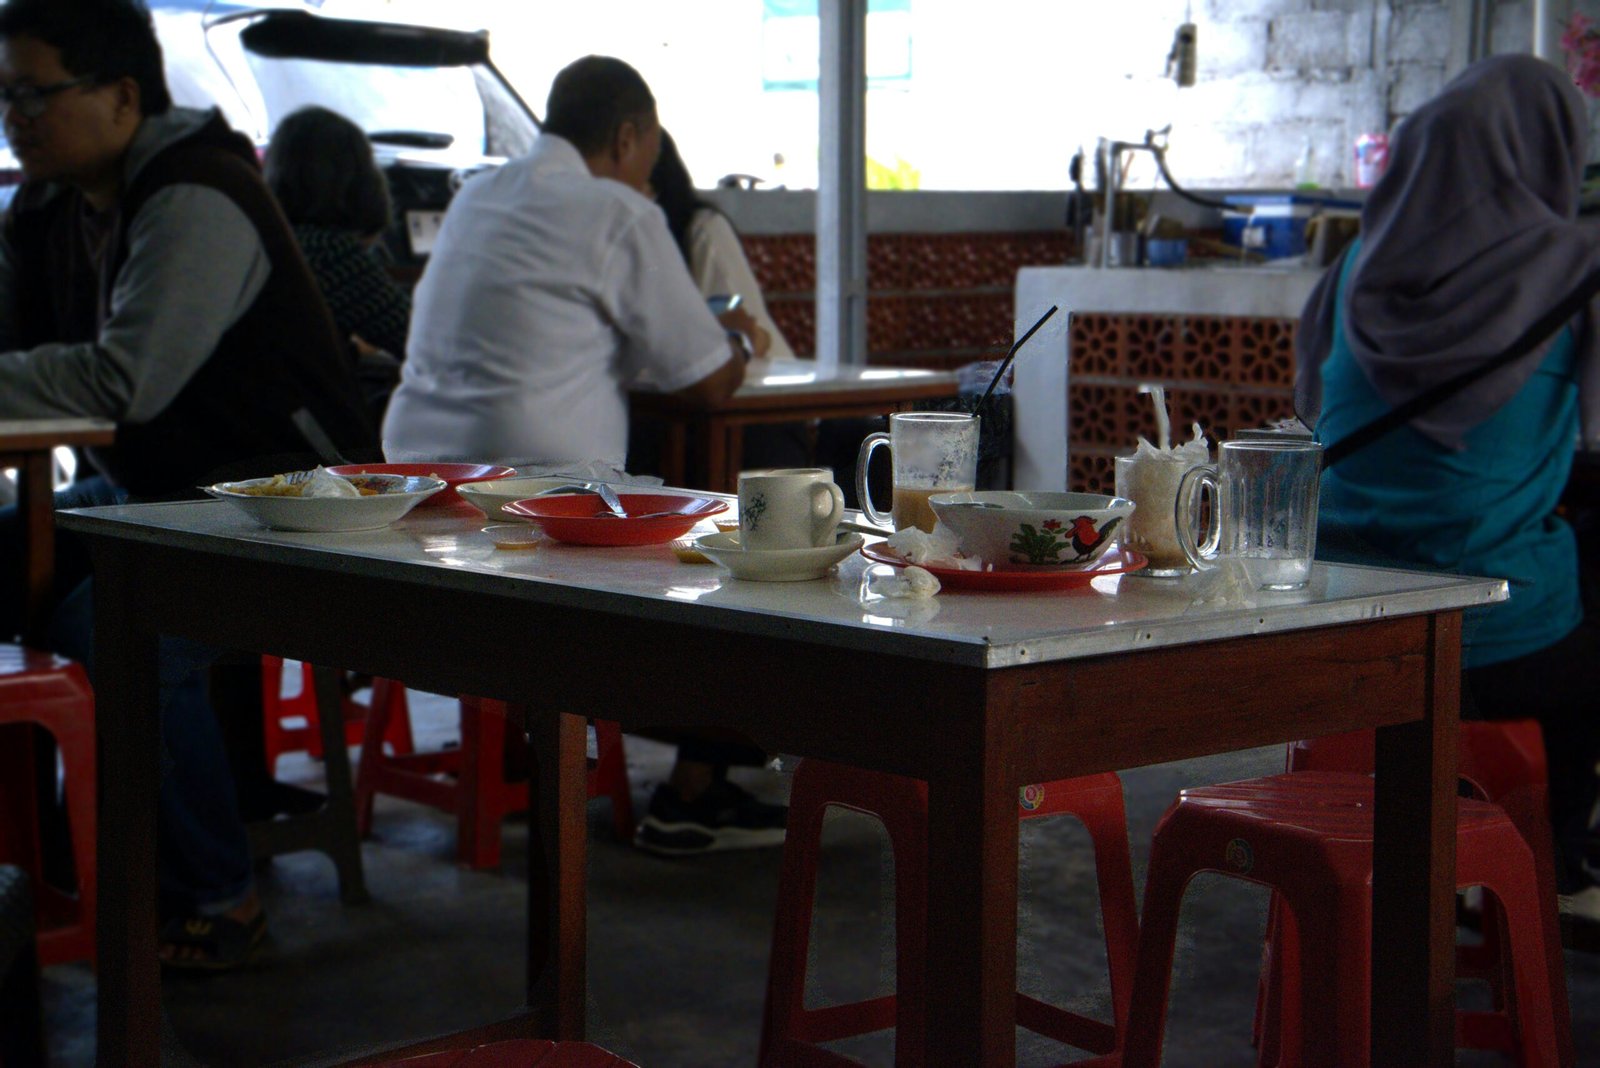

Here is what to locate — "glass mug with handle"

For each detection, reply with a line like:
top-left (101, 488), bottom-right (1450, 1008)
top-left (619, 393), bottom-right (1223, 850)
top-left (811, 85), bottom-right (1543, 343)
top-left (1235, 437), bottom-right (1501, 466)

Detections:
top-left (1174, 439), bottom-right (1323, 590)
top-left (856, 411), bottom-right (980, 532)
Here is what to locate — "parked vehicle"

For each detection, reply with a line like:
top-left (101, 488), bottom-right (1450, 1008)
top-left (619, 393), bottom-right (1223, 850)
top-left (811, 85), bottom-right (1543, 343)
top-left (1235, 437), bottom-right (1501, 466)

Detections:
top-left (1, 1), bottom-right (540, 267)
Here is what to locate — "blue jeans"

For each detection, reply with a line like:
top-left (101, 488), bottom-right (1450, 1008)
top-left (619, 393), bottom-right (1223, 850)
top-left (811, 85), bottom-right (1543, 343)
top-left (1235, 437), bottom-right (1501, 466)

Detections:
top-left (2, 477), bottom-right (253, 914)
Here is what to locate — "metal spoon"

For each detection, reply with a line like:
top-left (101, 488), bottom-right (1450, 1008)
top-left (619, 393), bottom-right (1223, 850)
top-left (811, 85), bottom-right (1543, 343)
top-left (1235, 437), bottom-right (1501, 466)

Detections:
top-left (525, 482), bottom-right (628, 517)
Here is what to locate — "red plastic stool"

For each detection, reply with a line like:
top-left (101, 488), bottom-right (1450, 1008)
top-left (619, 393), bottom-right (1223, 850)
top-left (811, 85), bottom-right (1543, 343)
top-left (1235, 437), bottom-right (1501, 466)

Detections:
top-left (371, 1038), bottom-right (638, 1066)
top-left (1256, 722), bottom-right (1573, 1066)
top-left (0, 645), bottom-right (95, 966)
top-left (759, 758), bottom-right (1139, 1066)
top-left (354, 686), bottom-right (633, 870)
top-left (1122, 771), bottom-right (1561, 1068)
top-left (261, 656), bottom-right (415, 773)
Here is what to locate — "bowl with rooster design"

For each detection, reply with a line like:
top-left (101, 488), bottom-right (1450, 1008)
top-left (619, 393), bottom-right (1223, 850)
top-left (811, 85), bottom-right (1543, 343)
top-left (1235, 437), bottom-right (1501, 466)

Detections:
top-left (928, 491), bottom-right (1133, 569)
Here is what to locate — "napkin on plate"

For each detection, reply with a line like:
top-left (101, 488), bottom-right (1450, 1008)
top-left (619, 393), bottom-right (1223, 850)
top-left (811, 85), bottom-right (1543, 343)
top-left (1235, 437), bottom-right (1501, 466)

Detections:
top-left (883, 524), bottom-right (983, 571)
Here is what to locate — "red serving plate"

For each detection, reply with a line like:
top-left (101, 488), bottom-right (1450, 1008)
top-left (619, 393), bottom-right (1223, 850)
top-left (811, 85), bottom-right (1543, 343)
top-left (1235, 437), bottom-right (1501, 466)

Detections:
top-left (329, 463), bottom-right (515, 508)
top-left (859, 543), bottom-right (1147, 591)
top-left (505, 492), bottom-right (728, 546)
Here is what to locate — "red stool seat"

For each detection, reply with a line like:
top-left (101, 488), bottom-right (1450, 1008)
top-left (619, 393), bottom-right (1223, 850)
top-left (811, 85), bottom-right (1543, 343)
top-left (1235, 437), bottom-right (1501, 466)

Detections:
top-left (1268, 723), bottom-right (1572, 1066)
top-left (1123, 771), bottom-right (1562, 1068)
top-left (354, 686), bottom-right (633, 870)
top-left (759, 758), bottom-right (1138, 1066)
top-left (261, 656), bottom-right (414, 773)
top-left (373, 1039), bottom-right (638, 1066)
top-left (0, 644), bottom-right (95, 966)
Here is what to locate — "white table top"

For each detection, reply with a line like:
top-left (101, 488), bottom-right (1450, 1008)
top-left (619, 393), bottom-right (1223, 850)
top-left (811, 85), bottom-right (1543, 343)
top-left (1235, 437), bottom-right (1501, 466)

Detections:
top-left (60, 500), bottom-right (1505, 670)
top-left (735, 358), bottom-right (958, 398)
top-left (0, 417), bottom-right (115, 443)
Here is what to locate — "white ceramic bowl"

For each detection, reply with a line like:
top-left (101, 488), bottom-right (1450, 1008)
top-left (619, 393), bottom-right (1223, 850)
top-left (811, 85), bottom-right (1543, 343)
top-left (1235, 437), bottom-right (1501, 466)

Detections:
top-left (929, 491), bottom-right (1133, 569)
top-left (693, 531), bottom-right (865, 582)
top-left (204, 473), bottom-right (446, 532)
top-left (456, 477), bottom-right (592, 521)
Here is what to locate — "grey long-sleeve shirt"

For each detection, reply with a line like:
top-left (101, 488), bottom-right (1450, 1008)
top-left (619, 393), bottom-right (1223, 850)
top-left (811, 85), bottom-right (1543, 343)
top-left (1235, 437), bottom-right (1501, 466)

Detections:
top-left (0, 107), bottom-right (269, 423)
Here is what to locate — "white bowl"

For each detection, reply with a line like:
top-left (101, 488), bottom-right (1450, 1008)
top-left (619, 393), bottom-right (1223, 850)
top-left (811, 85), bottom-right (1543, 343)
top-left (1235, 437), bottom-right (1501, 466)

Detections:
top-left (929, 491), bottom-right (1133, 569)
top-left (204, 473), bottom-right (446, 532)
top-left (693, 531), bottom-right (865, 582)
top-left (456, 477), bottom-right (592, 521)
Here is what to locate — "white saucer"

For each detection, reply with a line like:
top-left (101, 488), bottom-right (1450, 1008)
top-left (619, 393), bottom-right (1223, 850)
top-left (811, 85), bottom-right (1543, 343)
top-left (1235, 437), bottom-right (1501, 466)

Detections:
top-left (693, 531), bottom-right (865, 582)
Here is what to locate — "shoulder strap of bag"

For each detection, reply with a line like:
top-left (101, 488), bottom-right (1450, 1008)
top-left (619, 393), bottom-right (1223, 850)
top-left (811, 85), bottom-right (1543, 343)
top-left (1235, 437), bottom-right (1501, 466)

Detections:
top-left (1322, 264), bottom-right (1600, 469)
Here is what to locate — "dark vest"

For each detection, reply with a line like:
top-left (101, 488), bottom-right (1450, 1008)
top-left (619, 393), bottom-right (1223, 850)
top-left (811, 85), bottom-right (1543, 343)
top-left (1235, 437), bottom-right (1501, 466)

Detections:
top-left (6, 113), bottom-right (375, 498)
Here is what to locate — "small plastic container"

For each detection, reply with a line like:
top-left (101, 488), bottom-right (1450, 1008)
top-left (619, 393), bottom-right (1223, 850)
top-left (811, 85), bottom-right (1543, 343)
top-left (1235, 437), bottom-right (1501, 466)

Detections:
top-left (1145, 238), bottom-right (1189, 268)
top-left (1221, 194), bottom-right (1360, 259)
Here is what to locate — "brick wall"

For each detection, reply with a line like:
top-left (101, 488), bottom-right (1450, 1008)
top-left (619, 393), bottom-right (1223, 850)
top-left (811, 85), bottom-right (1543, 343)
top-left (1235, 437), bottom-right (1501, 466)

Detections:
top-left (745, 231), bottom-right (1071, 372)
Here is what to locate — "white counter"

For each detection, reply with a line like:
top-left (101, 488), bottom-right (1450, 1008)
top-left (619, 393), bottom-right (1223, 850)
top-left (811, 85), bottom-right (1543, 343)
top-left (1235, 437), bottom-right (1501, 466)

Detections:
top-left (1011, 265), bottom-right (1324, 490)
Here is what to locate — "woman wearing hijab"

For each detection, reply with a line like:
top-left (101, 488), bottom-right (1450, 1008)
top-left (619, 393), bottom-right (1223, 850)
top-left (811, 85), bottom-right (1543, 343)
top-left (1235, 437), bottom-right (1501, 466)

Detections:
top-left (1296, 54), bottom-right (1600, 913)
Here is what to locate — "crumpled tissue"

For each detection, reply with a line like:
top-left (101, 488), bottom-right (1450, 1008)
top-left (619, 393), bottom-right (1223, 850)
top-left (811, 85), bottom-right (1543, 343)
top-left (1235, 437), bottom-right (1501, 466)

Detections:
top-left (883, 524), bottom-right (982, 570)
top-left (1186, 558), bottom-right (1258, 607)
top-left (866, 564), bottom-right (941, 600)
top-left (302, 466), bottom-right (361, 499)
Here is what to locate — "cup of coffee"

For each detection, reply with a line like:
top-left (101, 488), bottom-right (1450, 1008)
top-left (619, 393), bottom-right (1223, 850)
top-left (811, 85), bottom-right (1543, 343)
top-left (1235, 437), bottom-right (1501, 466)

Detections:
top-left (1175, 440), bottom-right (1323, 590)
top-left (1114, 452), bottom-right (1208, 577)
top-left (855, 412), bottom-right (980, 532)
top-left (737, 468), bottom-right (845, 551)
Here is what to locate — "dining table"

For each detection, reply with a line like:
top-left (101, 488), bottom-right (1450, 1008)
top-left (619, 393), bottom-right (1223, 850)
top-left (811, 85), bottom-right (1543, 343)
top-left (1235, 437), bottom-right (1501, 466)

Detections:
top-left (631, 357), bottom-right (961, 493)
top-left (1, 418), bottom-right (115, 644)
top-left (59, 496), bottom-right (1504, 1067)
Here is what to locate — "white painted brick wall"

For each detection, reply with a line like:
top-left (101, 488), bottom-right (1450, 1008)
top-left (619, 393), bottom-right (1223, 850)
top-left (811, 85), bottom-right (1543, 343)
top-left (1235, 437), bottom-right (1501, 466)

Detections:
top-left (1161, 0), bottom-right (1591, 185)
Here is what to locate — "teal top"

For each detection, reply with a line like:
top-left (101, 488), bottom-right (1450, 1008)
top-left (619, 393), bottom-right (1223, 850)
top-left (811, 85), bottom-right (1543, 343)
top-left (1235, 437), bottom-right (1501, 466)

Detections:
top-left (1315, 240), bottom-right (1582, 668)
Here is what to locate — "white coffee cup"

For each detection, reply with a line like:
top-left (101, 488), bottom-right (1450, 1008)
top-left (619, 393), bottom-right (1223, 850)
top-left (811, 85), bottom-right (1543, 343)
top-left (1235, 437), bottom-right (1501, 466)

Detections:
top-left (737, 468), bottom-right (845, 551)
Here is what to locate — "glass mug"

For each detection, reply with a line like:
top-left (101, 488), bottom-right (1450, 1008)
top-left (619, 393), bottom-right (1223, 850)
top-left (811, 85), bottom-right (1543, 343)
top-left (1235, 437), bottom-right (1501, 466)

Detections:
top-left (1175, 440), bottom-right (1323, 590)
top-left (1113, 452), bottom-right (1208, 577)
top-left (856, 411), bottom-right (979, 532)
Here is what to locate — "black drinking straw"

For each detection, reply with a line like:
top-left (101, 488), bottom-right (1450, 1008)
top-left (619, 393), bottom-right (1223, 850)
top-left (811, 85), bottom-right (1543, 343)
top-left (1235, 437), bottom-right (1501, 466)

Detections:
top-left (974, 304), bottom-right (1058, 413)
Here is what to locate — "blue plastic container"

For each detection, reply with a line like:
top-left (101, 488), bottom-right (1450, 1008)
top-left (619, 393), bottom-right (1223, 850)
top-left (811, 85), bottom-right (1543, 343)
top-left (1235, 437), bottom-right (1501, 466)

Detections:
top-left (1221, 194), bottom-right (1359, 259)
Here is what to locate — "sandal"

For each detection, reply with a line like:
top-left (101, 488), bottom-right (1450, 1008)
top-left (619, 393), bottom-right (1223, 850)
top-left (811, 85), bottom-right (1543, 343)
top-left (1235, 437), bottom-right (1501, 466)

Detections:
top-left (159, 909), bottom-right (267, 972)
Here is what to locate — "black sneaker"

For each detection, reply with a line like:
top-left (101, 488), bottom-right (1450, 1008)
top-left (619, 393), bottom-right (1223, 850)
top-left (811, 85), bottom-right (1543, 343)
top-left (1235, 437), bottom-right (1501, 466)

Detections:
top-left (634, 780), bottom-right (787, 856)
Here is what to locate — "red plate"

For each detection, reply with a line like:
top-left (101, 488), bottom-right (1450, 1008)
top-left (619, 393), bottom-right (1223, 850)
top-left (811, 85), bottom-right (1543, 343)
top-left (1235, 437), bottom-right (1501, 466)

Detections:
top-left (505, 492), bottom-right (729, 546)
top-left (329, 462), bottom-right (515, 508)
top-left (859, 543), bottom-right (1147, 591)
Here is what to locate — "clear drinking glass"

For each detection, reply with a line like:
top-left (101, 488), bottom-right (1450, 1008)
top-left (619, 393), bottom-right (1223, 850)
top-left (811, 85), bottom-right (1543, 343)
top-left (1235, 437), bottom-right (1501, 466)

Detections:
top-left (1175, 440), bottom-right (1323, 590)
top-left (855, 412), bottom-right (980, 532)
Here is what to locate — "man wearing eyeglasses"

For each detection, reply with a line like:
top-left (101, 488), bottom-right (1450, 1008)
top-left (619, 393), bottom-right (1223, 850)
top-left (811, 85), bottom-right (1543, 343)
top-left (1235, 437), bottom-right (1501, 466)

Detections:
top-left (0, 0), bottom-right (373, 972)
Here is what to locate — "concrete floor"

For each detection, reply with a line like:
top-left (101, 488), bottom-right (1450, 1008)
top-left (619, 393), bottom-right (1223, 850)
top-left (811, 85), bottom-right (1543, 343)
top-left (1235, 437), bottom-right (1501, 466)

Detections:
top-left (38, 689), bottom-right (1600, 1067)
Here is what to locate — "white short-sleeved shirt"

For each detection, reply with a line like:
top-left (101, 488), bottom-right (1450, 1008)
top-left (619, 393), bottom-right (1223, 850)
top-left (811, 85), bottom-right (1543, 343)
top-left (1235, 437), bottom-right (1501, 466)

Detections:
top-left (382, 134), bottom-right (729, 469)
top-left (686, 209), bottom-right (796, 362)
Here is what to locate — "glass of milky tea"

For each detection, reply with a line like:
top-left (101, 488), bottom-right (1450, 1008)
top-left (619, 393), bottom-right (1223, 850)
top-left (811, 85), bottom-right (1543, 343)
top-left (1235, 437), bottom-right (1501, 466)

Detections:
top-left (855, 412), bottom-right (979, 533)
top-left (1114, 434), bottom-right (1210, 577)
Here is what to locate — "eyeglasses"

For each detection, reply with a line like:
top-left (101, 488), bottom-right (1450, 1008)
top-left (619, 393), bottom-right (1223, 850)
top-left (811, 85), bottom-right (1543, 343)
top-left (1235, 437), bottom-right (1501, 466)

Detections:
top-left (0, 75), bottom-right (94, 120)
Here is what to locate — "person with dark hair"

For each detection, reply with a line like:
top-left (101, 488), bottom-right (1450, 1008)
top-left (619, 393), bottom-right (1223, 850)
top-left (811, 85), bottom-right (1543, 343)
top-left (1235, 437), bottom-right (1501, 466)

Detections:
top-left (1297, 54), bottom-right (1600, 925)
top-left (384, 56), bottom-right (785, 856)
top-left (650, 129), bottom-right (791, 362)
top-left (266, 105), bottom-right (413, 416)
top-left (0, 0), bottom-right (374, 967)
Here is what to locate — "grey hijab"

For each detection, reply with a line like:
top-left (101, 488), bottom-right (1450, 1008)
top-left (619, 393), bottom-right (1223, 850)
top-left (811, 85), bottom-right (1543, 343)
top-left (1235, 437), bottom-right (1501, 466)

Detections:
top-left (1296, 54), bottom-right (1600, 449)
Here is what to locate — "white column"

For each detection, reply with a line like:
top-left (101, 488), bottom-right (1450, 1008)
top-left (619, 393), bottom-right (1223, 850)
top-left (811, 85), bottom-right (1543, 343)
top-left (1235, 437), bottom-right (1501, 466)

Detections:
top-left (817, 0), bottom-right (868, 369)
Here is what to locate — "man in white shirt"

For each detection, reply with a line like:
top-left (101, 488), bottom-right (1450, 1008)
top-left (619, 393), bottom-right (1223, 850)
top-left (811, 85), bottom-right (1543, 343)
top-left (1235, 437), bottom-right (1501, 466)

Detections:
top-left (383, 57), bottom-right (744, 470)
top-left (384, 56), bottom-right (783, 856)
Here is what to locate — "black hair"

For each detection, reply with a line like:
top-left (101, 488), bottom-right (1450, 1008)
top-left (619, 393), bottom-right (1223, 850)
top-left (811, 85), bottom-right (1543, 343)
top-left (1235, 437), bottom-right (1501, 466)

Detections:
top-left (542, 55), bottom-right (655, 157)
top-left (0, 0), bottom-right (172, 115)
top-left (264, 106), bottom-right (391, 236)
top-left (649, 129), bottom-right (715, 264)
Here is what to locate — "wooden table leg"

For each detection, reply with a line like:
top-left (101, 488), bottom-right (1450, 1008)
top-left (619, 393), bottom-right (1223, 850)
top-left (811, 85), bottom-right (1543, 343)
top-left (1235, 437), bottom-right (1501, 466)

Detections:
top-left (522, 705), bottom-right (589, 1039)
top-left (1370, 610), bottom-right (1460, 1066)
top-left (661, 423), bottom-right (688, 489)
top-left (704, 416), bottom-right (731, 494)
top-left (90, 543), bottom-right (162, 1068)
top-left (922, 703), bottom-right (1019, 1067)
top-left (18, 451), bottom-right (54, 645)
